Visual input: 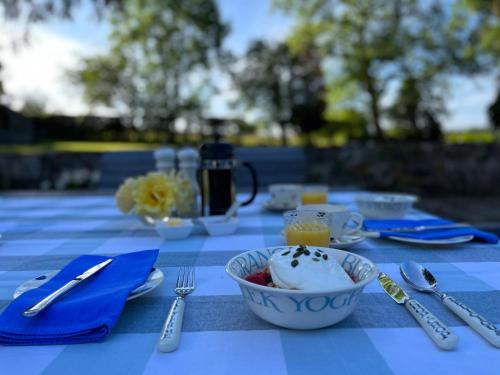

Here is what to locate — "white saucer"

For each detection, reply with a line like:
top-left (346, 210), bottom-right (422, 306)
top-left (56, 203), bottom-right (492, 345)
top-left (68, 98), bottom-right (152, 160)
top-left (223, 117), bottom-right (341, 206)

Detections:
top-left (261, 200), bottom-right (296, 212)
top-left (13, 267), bottom-right (164, 300)
top-left (387, 235), bottom-right (474, 245)
top-left (280, 231), bottom-right (365, 250)
top-left (330, 235), bottom-right (366, 250)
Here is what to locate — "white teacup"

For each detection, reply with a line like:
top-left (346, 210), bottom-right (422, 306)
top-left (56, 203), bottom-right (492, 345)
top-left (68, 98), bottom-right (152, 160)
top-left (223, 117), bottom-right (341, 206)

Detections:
top-left (297, 204), bottom-right (364, 239)
top-left (269, 184), bottom-right (301, 209)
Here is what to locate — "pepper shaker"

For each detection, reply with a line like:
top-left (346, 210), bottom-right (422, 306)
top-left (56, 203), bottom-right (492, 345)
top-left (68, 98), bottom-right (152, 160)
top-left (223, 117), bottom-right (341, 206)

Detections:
top-left (176, 148), bottom-right (200, 218)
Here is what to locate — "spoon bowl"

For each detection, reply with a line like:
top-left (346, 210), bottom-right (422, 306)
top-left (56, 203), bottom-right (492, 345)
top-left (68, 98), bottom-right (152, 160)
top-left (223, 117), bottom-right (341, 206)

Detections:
top-left (400, 260), bottom-right (439, 294)
top-left (399, 260), bottom-right (500, 347)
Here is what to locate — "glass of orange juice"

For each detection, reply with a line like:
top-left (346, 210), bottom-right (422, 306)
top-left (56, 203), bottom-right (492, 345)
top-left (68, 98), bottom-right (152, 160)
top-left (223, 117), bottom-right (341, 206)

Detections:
top-left (284, 210), bottom-right (331, 247)
top-left (301, 185), bottom-right (328, 205)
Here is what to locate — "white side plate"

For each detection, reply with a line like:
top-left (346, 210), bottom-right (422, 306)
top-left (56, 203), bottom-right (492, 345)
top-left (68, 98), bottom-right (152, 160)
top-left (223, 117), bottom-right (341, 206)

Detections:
top-left (13, 267), bottom-right (164, 300)
top-left (330, 235), bottom-right (365, 250)
top-left (280, 231), bottom-right (365, 250)
top-left (387, 235), bottom-right (474, 245)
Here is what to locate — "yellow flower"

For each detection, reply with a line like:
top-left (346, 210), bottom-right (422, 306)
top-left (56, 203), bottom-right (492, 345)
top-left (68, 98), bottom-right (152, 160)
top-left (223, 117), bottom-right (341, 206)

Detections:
top-left (133, 172), bottom-right (177, 218)
top-left (115, 177), bottom-right (137, 213)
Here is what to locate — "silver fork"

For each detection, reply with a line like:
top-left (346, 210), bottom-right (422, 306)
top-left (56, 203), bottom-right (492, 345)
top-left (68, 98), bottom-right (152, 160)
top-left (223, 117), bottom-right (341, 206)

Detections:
top-left (157, 267), bottom-right (195, 352)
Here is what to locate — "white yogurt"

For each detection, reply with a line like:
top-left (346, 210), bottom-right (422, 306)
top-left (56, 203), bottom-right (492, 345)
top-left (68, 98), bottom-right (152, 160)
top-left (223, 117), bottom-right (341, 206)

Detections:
top-left (268, 246), bottom-right (354, 291)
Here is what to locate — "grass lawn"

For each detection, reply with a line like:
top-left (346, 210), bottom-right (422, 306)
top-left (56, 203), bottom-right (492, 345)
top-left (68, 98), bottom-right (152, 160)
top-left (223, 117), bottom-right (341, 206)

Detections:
top-left (0, 142), bottom-right (163, 155)
top-left (0, 130), bottom-right (496, 155)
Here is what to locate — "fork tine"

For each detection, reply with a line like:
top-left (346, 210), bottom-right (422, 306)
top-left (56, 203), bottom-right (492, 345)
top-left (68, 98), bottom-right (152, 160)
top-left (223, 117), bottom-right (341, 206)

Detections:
top-left (182, 267), bottom-right (189, 289)
top-left (188, 267), bottom-right (195, 289)
top-left (175, 268), bottom-right (181, 288)
top-left (180, 267), bottom-right (186, 289)
top-left (176, 267), bottom-right (184, 289)
top-left (182, 267), bottom-right (191, 289)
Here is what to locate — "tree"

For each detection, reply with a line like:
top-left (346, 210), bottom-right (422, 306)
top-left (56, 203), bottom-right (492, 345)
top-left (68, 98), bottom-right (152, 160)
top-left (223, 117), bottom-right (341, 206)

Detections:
top-left (0, 1), bottom-right (120, 23)
top-left (20, 96), bottom-right (47, 117)
top-left (458, 0), bottom-right (500, 131)
top-left (0, 61), bottom-right (4, 101)
top-left (386, 77), bottom-right (445, 140)
top-left (275, 0), bottom-right (416, 138)
top-left (275, 0), bottom-right (499, 139)
top-left (489, 88), bottom-right (500, 129)
top-left (0, 1), bottom-right (120, 105)
top-left (232, 40), bottom-right (327, 145)
top-left (73, 0), bottom-right (228, 142)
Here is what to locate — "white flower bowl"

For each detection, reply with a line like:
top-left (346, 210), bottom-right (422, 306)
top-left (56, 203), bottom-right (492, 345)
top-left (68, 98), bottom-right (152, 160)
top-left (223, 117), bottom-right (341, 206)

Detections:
top-left (355, 193), bottom-right (418, 219)
top-left (200, 216), bottom-right (238, 236)
top-left (154, 219), bottom-right (194, 240)
top-left (225, 246), bottom-right (378, 330)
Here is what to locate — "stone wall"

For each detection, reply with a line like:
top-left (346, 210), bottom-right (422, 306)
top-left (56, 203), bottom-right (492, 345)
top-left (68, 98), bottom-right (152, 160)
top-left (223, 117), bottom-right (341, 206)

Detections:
top-left (0, 153), bottom-right (101, 190)
top-left (306, 141), bottom-right (500, 195)
top-left (1, 142), bottom-right (499, 195)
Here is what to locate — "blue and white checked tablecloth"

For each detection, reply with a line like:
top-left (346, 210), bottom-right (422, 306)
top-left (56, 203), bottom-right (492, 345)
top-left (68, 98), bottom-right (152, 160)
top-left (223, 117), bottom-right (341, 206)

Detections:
top-left (0, 192), bottom-right (499, 375)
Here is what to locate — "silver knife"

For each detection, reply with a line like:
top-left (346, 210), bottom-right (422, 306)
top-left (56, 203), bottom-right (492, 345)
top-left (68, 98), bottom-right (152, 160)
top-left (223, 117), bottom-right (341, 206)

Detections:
top-left (23, 258), bottom-right (113, 317)
top-left (366, 223), bottom-right (469, 233)
top-left (378, 272), bottom-right (458, 350)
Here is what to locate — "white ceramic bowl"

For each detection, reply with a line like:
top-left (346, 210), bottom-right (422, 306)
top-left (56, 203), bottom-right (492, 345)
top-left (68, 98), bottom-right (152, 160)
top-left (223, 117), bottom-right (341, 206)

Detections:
top-left (268, 183), bottom-right (302, 210)
top-left (154, 219), bottom-right (194, 239)
top-left (355, 193), bottom-right (418, 219)
top-left (225, 246), bottom-right (378, 330)
top-left (200, 216), bottom-right (238, 236)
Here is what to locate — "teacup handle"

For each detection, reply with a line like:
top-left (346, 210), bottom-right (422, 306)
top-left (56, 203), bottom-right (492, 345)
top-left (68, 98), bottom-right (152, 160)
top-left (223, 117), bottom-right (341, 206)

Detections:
top-left (344, 212), bottom-right (364, 235)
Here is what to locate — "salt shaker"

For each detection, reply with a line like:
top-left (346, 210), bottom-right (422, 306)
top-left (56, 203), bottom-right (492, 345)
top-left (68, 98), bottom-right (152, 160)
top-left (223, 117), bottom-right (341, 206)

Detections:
top-left (176, 148), bottom-right (200, 218)
top-left (154, 147), bottom-right (176, 174)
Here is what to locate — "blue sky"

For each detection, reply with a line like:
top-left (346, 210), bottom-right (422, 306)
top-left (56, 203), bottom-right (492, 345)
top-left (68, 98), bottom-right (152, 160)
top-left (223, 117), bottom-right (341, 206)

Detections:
top-left (0, 0), bottom-right (496, 131)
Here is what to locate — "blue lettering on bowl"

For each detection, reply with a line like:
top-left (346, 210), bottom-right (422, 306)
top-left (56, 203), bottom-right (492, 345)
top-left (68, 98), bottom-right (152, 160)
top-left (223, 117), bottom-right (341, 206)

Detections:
top-left (305, 296), bottom-right (330, 312)
top-left (289, 296), bottom-right (309, 312)
top-left (259, 291), bottom-right (283, 312)
top-left (241, 286), bottom-right (283, 312)
top-left (341, 254), bottom-right (360, 275)
top-left (287, 289), bottom-right (361, 313)
top-left (246, 253), bottom-right (264, 273)
top-left (241, 285), bottom-right (260, 304)
top-left (232, 256), bottom-right (251, 276)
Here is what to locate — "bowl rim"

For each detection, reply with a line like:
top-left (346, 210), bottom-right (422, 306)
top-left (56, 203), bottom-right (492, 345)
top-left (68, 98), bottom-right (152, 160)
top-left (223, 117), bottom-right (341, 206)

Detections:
top-left (200, 216), bottom-right (239, 225)
top-left (154, 218), bottom-right (194, 229)
top-left (354, 192), bottom-right (418, 203)
top-left (225, 246), bottom-right (378, 296)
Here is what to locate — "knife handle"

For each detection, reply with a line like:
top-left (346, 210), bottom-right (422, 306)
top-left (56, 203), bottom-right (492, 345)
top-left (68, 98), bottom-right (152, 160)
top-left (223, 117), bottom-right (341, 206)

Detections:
top-left (157, 296), bottom-right (185, 352)
top-left (358, 231), bottom-right (381, 238)
top-left (441, 294), bottom-right (500, 347)
top-left (23, 279), bottom-right (79, 317)
top-left (405, 298), bottom-right (458, 350)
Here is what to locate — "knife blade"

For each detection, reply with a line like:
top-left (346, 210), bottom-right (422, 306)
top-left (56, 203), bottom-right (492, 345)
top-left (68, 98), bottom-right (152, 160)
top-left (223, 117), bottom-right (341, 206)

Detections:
top-left (23, 258), bottom-right (113, 317)
top-left (367, 223), bottom-right (469, 233)
top-left (378, 272), bottom-right (409, 303)
top-left (378, 272), bottom-right (458, 350)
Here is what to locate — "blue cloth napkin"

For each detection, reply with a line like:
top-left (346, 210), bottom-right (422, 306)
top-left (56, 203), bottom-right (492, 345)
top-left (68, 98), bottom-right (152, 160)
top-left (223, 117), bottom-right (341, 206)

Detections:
top-left (363, 219), bottom-right (498, 244)
top-left (0, 249), bottom-right (159, 346)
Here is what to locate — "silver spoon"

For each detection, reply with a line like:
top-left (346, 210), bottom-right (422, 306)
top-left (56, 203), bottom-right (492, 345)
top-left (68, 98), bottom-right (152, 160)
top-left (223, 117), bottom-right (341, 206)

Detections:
top-left (224, 200), bottom-right (241, 221)
top-left (400, 260), bottom-right (500, 348)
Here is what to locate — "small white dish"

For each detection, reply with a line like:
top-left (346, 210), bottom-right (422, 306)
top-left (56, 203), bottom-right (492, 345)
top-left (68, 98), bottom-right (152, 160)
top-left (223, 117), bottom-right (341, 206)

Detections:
top-left (355, 192), bottom-right (418, 218)
top-left (330, 235), bottom-right (365, 250)
top-left (200, 215), bottom-right (238, 236)
top-left (155, 218), bottom-right (194, 240)
top-left (387, 235), bottom-right (474, 246)
top-left (261, 200), bottom-right (296, 212)
top-left (13, 268), bottom-right (164, 300)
